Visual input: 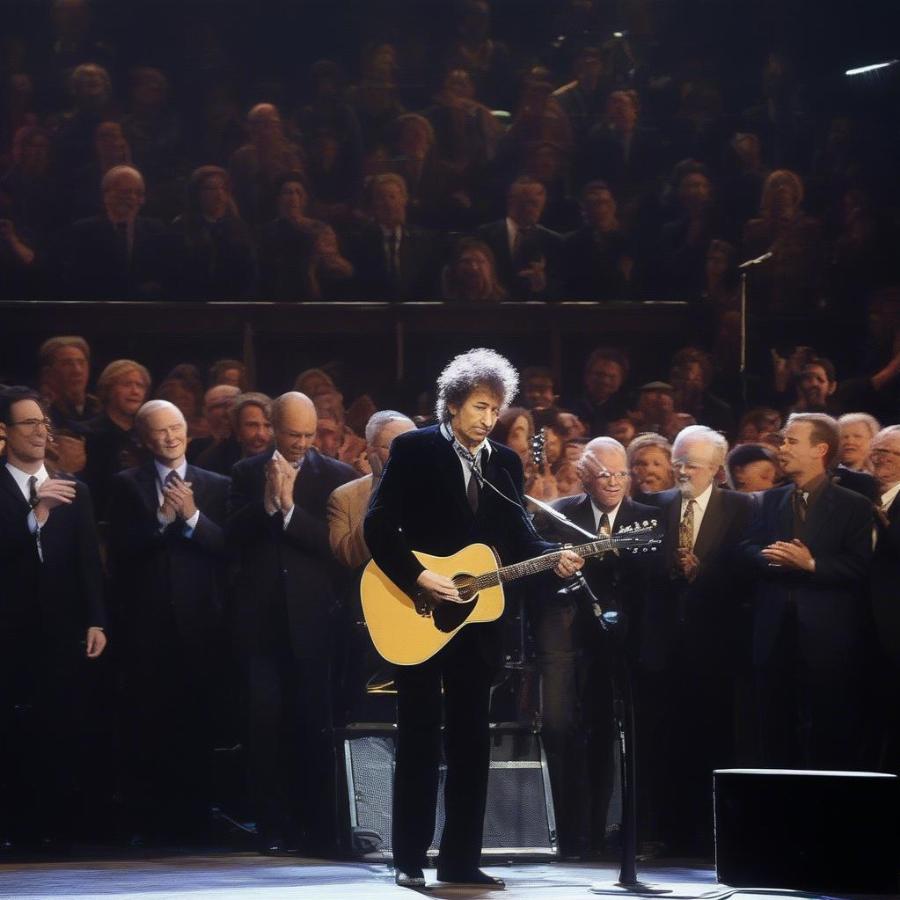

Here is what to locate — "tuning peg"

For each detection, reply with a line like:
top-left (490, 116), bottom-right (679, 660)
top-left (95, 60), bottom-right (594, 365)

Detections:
top-left (651, 518), bottom-right (657, 526)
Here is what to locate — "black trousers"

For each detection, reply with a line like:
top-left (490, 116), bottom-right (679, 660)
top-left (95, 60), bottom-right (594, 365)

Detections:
top-left (245, 598), bottom-right (335, 847)
top-left (392, 625), bottom-right (496, 873)
top-left (754, 604), bottom-right (864, 770)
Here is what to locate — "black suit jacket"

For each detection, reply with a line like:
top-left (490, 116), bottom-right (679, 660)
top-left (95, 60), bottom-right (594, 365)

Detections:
top-left (640, 486), bottom-right (755, 670)
top-left (0, 467), bottom-right (104, 655)
top-left (107, 463), bottom-right (229, 649)
top-left (54, 215), bottom-right (169, 300)
top-left (533, 493), bottom-right (661, 648)
top-left (476, 219), bottom-right (563, 300)
top-left (871, 489), bottom-right (900, 659)
top-left (227, 447), bottom-right (356, 658)
top-left (347, 223), bottom-right (440, 300)
top-left (364, 425), bottom-right (553, 665)
top-left (741, 481), bottom-right (873, 668)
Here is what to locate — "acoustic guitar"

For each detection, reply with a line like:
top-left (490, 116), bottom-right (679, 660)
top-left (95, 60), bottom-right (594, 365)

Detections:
top-left (360, 522), bottom-right (660, 665)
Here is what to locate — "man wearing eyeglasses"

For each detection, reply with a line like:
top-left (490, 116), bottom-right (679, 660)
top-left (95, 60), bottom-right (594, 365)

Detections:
top-left (640, 424), bottom-right (754, 857)
top-left (532, 436), bottom-right (658, 860)
top-left (867, 425), bottom-right (900, 772)
top-left (0, 385), bottom-right (106, 848)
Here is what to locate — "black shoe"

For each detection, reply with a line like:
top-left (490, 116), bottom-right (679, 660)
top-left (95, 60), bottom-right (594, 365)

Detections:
top-left (436, 868), bottom-right (505, 888)
top-left (394, 867), bottom-right (427, 888)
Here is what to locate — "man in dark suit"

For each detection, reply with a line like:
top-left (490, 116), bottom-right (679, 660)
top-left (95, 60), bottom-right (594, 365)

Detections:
top-left (365, 348), bottom-right (583, 889)
top-left (868, 425), bottom-right (900, 772)
top-left (347, 173), bottom-right (440, 300)
top-left (639, 425), bottom-right (754, 855)
top-left (227, 391), bottom-right (356, 854)
top-left (54, 165), bottom-right (169, 300)
top-left (577, 90), bottom-right (661, 203)
top-left (743, 413), bottom-right (873, 770)
top-left (532, 437), bottom-right (659, 859)
top-left (476, 176), bottom-right (564, 300)
top-left (106, 399), bottom-right (230, 842)
top-left (0, 386), bottom-right (106, 845)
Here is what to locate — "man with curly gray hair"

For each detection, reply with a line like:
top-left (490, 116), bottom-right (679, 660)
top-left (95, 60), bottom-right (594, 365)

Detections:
top-left (366, 347), bottom-right (582, 889)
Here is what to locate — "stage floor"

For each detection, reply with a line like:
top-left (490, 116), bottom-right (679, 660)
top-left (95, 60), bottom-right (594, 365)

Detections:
top-left (0, 853), bottom-right (886, 900)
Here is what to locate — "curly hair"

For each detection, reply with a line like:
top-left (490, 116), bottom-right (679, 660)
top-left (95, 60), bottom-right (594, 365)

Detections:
top-left (435, 348), bottom-right (519, 424)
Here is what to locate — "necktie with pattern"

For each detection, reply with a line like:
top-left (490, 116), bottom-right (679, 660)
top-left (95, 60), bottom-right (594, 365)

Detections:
top-left (679, 499), bottom-right (695, 552)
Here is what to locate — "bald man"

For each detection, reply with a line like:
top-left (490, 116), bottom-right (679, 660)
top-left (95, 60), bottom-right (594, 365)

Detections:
top-left (532, 436), bottom-right (659, 859)
top-left (106, 399), bottom-right (230, 842)
top-left (55, 164), bottom-right (168, 299)
top-left (227, 391), bottom-right (356, 855)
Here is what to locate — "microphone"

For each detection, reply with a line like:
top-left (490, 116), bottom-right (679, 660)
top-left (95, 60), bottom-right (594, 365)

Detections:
top-left (738, 250), bottom-right (773, 269)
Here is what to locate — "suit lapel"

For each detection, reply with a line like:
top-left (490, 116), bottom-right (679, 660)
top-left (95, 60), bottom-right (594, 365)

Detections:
top-left (136, 463), bottom-right (160, 518)
top-left (693, 487), bottom-right (724, 561)
top-left (0, 465), bottom-right (28, 508)
top-left (775, 485), bottom-right (794, 540)
top-left (802, 482), bottom-right (832, 551)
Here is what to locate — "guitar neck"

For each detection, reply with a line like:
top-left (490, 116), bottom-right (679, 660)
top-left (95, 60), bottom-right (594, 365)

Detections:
top-left (472, 539), bottom-right (614, 591)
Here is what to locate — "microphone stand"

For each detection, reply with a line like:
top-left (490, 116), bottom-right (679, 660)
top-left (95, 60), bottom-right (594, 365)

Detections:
top-left (736, 250), bottom-right (773, 412)
top-left (529, 502), bottom-right (669, 894)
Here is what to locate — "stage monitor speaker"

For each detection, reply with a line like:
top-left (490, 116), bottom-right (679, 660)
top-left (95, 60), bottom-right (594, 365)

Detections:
top-left (337, 723), bottom-right (558, 860)
top-left (714, 768), bottom-right (899, 894)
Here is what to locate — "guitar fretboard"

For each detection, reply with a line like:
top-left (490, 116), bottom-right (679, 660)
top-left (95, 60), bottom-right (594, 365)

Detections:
top-left (471, 538), bottom-right (616, 591)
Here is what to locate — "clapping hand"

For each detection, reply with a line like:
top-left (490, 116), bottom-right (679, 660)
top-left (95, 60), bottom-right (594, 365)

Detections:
top-left (162, 473), bottom-right (197, 520)
top-left (272, 453), bottom-right (299, 513)
top-left (264, 457), bottom-right (283, 515)
top-left (34, 477), bottom-right (77, 525)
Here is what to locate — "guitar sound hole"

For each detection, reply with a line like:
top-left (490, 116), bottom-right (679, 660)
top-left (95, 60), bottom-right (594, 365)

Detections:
top-left (453, 574), bottom-right (477, 603)
top-left (432, 574), bottom-right (479, 633)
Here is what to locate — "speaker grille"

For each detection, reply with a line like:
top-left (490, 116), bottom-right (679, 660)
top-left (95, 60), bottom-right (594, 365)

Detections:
top-left (342, 727), bottom-right (557, 857)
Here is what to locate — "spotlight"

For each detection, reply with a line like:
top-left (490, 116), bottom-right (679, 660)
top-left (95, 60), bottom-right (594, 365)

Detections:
top-left (845, 60), bottom-right (898, 76)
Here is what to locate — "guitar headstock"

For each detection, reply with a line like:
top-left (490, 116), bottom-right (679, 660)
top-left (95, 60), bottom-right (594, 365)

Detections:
top-left (611, 519), bottom-right (663, 553)
top-left (530, 428), bottom-right (546, 469)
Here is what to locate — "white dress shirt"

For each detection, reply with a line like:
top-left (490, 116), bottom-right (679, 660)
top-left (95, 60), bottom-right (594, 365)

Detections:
top-left (881, 482), bottom-right (900, 513)
top-left (441, 422), bottom-right (492, 492)
top-left (590, 499), bottom-right (622, 534)
top-left (5, 461), bottom-right (48, 536)
top-left (155, 459), bottom-right (200, 534)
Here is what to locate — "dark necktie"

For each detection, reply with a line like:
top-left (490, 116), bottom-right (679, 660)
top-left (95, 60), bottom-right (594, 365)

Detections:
top-left (513, 227), bottom-right (532, 268)
top-left (164, 469), bottom-right (179, 488)
top-left (598, 512), bottom-right (610, 537)
top-left (466, 452), bottom-right (481, 513)
top-left (386, 231), bottom-right (399, 277)
top-left (28, 475), bottom-right (43, 562)
top-left (27, 475), bottom-right (39, 509)
top-left (793, 489), bottom-right (808, 524)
